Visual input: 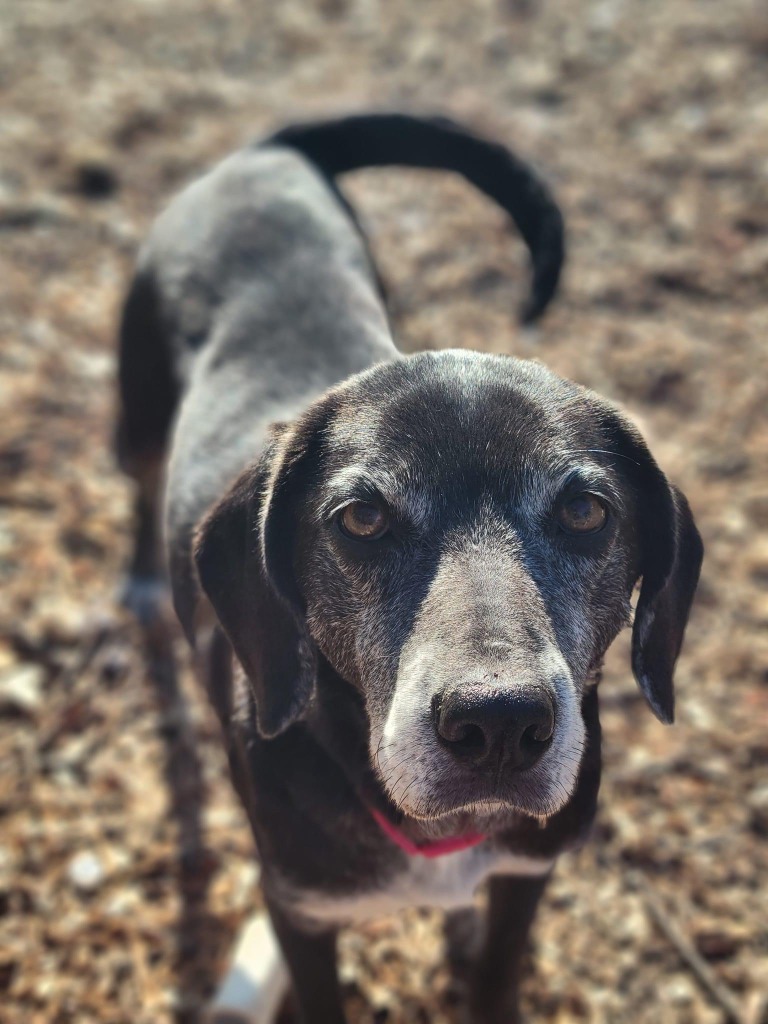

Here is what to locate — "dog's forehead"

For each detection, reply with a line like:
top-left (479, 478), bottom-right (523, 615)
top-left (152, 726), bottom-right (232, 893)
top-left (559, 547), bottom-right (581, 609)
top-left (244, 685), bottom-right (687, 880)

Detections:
top-left (322, 351), bottom-right (605, 501)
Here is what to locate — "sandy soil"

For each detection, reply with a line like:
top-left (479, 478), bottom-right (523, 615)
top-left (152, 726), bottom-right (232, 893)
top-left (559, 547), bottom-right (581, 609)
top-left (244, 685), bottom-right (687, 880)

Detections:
top-left (1, 1), bottom-right (767, 1022)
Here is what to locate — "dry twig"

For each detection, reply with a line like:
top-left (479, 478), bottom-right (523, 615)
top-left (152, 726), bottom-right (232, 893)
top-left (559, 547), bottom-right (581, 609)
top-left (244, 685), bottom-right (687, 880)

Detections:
top-left (628, 870), bottom-right (749, 1024)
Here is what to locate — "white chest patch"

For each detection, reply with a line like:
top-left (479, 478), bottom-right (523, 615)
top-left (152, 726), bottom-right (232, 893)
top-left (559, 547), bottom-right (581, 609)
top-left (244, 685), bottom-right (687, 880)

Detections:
top-left (285, 845), bottom-right (555, 928)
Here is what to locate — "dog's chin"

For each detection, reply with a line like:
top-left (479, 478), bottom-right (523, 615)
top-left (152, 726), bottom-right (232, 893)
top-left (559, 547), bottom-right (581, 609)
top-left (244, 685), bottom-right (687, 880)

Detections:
top-left (391, 781), bottom-right (571, 834)
top-left (373, 739), bottom-right (583, 832)
top-left (403, 800), bottom-right (524, 838)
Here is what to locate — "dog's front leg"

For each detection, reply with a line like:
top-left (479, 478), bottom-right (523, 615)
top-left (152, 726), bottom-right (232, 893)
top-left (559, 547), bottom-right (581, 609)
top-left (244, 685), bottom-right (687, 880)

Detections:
top-left (266, 898), bottom-right (346, 1024)
top-left (469, 874), bottom-right (549, 1024)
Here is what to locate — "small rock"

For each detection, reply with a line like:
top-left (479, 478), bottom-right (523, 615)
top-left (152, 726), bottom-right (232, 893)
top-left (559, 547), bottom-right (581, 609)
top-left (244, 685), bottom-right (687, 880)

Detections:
top-left (61, 140), bottom-right (119, 199)
top-left (746, 538), bottom-right (768, 588)
top-left (68, 850), bottom-right (105, 893)
top-left (748, 593), bottom-right (768, 629)
top-left (28, 596), bottom-right (89, 646)
top-left (74, 159), bottom-right (118, 199)
top-left (104, 887), bottom-right (140, 917)
top-left (748, 784), bottom-right (768, 837)
top-left (694, 929), bottom-right (740, 961)
top-left (662, 976), bottom-right (695, 1006)
top-left (0, 196), bottom-right (71, 229)
top-left (98, 645), bottom-right (131, 685)
top-left (0, 664), bottom-right (45, 715)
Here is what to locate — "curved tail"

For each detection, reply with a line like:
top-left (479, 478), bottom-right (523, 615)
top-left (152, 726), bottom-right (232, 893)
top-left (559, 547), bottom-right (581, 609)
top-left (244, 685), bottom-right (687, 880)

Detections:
top-left (265, 113), bottom-right (565, 323)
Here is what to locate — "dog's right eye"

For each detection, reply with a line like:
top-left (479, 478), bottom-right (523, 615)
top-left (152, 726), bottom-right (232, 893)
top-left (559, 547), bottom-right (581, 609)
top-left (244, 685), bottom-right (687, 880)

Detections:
top-left (338, 502), bottom-right (389, 541)
top-left (556, 492), bottom-right (608, 535)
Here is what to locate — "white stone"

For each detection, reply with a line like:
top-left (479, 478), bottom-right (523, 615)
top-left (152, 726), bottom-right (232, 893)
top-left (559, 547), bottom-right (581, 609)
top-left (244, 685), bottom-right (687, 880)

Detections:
top-left (0, 664), bottom-right (45, 714)
top-left (68, 850), bottom-right (105, 892)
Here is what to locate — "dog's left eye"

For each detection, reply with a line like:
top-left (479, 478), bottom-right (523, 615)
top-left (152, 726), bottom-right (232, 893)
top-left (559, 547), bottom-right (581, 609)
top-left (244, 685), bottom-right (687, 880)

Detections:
top-left (338, 502), bottom-right (390, 541)
top-left (557, 493), bottom-right (607, 535)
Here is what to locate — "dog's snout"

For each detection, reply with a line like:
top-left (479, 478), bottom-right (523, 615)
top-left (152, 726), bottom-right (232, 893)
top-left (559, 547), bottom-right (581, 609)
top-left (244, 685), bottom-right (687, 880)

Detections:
top-left (435, 686), bottom-right (554, 771)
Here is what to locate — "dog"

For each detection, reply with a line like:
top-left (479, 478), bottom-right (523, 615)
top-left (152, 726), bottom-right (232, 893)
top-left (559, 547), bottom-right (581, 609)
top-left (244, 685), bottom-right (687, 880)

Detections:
top-left (116, 113), bottom-right (703, 1024)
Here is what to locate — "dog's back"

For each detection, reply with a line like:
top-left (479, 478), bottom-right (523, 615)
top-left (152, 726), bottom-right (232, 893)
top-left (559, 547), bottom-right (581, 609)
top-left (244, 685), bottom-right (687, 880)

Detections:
top-left (116, 113), bottom-right (565, 631)
top-left (155, 148), bottom-right (394, 556)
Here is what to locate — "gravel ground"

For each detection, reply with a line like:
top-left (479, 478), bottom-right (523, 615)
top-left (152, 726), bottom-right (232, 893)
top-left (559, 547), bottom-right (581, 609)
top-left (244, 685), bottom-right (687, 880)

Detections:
top-left (1, 1), bottom-right (767, 1022)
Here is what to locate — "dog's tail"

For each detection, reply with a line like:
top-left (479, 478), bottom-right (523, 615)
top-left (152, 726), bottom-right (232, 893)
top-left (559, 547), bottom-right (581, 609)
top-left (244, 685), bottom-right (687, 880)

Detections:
top-left (265, 113), bottom-right (564, 323)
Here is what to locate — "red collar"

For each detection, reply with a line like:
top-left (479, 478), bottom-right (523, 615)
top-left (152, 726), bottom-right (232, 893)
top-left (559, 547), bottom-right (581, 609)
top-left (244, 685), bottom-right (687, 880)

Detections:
top-left (369, 806), bottom-right (486, 859)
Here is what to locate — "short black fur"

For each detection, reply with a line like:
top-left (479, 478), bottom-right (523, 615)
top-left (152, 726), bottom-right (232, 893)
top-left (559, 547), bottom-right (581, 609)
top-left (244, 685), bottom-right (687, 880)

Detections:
top-left (116, 112), bottom-right (701, 1024)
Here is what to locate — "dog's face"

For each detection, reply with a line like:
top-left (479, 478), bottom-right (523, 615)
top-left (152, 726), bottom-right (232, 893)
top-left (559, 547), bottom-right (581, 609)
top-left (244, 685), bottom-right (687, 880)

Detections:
top-left (195, 352), bottom-right (702, 823)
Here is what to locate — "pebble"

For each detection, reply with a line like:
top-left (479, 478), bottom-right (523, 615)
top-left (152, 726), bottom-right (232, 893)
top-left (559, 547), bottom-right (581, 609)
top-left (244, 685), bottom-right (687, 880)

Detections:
top-left (64, 142), bottom-right (119, 199)
top-left (67, 851), bottom-right (106, 893)
top-left (662, 976), bottom-right (695, 1006)
top-left (105, 888), bottom-right (140, 917)
top-left (0, 663), bottom-right (45, 715)
top-left (748, 784), bottom-right (768, 836)
top-left (33, 597), bottom-right (89, 646)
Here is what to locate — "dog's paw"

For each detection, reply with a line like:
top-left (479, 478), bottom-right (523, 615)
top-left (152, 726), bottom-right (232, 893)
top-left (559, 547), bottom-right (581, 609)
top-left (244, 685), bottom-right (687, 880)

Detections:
top-left (206, 912), bottom-right (289, 1024)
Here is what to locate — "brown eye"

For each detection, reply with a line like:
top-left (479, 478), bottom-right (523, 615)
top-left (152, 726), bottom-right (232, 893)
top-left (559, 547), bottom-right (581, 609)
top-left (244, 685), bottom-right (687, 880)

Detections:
top-left (338, 502), bottom-right (389, 541)
top-left (557, 493), bottom-right (607, 535)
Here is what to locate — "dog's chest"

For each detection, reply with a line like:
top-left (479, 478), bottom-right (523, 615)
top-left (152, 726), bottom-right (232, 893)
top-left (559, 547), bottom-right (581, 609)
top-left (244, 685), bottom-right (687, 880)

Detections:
top-left (288, 844), bottom-right (554, 927)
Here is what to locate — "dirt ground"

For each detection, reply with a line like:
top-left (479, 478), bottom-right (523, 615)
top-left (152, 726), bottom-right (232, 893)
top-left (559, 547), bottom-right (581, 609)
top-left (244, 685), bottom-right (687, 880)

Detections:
top-left (1, 1), bottom-right (767, 1022)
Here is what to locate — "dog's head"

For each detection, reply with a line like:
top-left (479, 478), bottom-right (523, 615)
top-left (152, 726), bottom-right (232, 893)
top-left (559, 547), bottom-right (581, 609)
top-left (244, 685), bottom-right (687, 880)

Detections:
top-left (194, 352), bottom-right (702, 822)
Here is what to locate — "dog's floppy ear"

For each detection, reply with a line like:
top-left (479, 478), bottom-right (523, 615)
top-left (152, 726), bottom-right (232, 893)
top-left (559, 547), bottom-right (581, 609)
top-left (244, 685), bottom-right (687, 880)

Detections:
top-left (631, 481), bottom-right (702, 723)
top-left (193, 418), bottom-right (324, 739)
top-left (601, 411), bottom-right (703, 724)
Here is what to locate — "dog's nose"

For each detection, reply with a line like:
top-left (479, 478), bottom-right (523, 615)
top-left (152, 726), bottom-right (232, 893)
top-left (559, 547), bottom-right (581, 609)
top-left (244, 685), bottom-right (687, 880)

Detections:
top-left (435, 687), bottom-right (554, 771)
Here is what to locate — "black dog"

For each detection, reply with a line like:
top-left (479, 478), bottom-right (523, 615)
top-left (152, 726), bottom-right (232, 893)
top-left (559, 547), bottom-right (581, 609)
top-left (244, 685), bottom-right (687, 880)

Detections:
top-left (116, 113), bottom-right (702, 1024)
